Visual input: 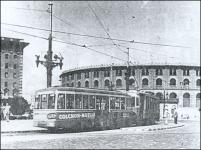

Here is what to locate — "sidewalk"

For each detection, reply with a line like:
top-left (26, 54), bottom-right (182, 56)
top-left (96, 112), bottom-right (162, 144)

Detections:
top-left (1, 120), bottom-right (47, 133)
top-left (1, 119), bottom-right (185, 133)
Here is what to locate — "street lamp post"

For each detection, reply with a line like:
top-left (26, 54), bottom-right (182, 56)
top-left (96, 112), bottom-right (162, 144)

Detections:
top-left (35, 2), bottom-right (63, 88)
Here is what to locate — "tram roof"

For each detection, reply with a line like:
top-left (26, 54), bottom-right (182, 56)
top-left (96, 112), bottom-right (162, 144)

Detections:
top-left (35, 86), bottom-right (131, 97)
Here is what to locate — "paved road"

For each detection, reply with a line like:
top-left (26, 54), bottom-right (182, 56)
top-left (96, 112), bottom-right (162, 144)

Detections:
top-left (1, 121), bottom-right (200, 149)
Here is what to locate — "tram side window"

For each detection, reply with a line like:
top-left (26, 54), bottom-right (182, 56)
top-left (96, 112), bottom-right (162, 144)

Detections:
top-left (35, 96), bottom-right (40, 109)
top-left (121, 98), bottom-right (125, 110)
top-left (126, 98), bottom-right (132, 110)
top-left (41, 95), bottom-right (48, 109)
top-left (102, 96), bottom-right (109, 110)
top-left (75, 94), bottom-right (82, 109)
top-left (83, 95), bottom-right (89, 109)
top-left (89, 95), bottom-right (95, 109)
top-left (66, 94), bottom-right (74, 109)
top-left (57, 94), bottom-right (65, 109)
top-left (115, 97), bottom-right (120, 110)
top-left (131, 97), bottom-right (135, 107)
top-left (48, 94), bottom-right (55, 109)
top-left (96, 96), bottom-right (102, 110)
top-left (136, 97), bottom-right (139, 106)
top-left (110, 97), bottom-right (115, 109)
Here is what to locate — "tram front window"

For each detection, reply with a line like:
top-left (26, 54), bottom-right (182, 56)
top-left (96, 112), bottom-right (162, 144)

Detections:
top-left (121, 98), bottom-right (125, 110)
top-left (83, 95), bottom-right (89, 109)
top-left (41, 95), bottom-right (48, 109)
top-left (57, 94), bottom-right (65, 109)
top-left (48, 94), bottom-right (55, 109)
top-left (34, 96), bottom-right (40, 109)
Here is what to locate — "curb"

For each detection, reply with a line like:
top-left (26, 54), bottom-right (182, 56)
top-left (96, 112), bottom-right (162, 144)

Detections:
top-left (1, 129), bottom-right (47, 134)
top-left (145, 124), bottom-right (185, 132)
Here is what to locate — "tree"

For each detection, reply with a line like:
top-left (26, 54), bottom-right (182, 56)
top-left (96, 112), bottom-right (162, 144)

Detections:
top-left (1, 97), bottom-right (31, 115)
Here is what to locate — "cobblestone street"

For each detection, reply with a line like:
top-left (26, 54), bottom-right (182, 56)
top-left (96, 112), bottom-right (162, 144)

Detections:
top-left (1, 120), bottom-right (200, 149)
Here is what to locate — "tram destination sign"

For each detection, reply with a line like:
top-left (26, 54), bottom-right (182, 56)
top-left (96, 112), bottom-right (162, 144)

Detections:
top-left (57, 112), bottom-right (95, 120)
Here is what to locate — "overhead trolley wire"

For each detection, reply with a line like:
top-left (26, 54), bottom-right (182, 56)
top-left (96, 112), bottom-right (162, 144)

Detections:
top-left (2, 22), bottom-right (190, 49)
top-left (87, 3), bottom-right (127, 54)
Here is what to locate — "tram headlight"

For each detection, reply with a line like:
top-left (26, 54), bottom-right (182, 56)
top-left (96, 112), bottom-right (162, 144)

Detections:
top-left (47, 122), bottom-right (55, 127)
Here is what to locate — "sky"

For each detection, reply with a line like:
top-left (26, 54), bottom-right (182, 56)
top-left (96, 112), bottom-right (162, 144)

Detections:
top-left (1, 1), bottom-right (200, 101)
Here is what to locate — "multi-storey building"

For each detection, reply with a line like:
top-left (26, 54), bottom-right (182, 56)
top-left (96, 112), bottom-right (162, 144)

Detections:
top-left (60, 64), bottom-right (200, 120)
top-left (1, 37), bottom-right (29, 99)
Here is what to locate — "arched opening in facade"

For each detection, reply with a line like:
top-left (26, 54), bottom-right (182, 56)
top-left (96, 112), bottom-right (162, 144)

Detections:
top-left (196, 93), bottom-right (200, 108)
top-left (129, 78), bottom-right (135, 85)
top-left (156, 92), bottom-right (163, 100)
top-left (94, 80), bottom-right (99, 88)
top-left (116, 79), bottom-right (122, 87)
top-left (170, 78), bottom-right (176, 86)
top-left (142, 78), bottom-right (148, 86)
top-left (13, 89), bottom-right (18, 97)
top-left (156, 78), bottom-right (162, 86)
top-left (169, 92), bottom-right (177, 99)
top-left (104, 79), bottom-right (110, 87)
top-left (196, 79), bottom-right (201, 86)
top-left (85, 81), bottom-right (89, 88)
top-left (77, 81), bottom-right (81, 87)
top-left (183, 79), bottom-right (190, 86)
top-left (183, 93), bottom-right (190, 107)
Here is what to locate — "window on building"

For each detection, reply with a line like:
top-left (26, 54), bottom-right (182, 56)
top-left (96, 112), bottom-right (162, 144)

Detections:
top-left (156, 78), bottom-right (162, 86)
top-left (116, 69), bottom-right (122, 76)
top-left (156, 92), bottom-right (163, 100)
top-left (94, 80), bottom-right (99, 88)
top-left (71, 82), bottom-right (74, 87)
top-left (5, 54), bottom-right (9, 59)
top-left (77, 73), bottom-right (81, 80)
top-left (129, 78), bottom-right (135, 85)
top-left (85, 72), bottom-right (89, 78)
top-left (13, 82), bottom-right (17, 88)
top-left (169, 92), bottom-right (177, 99)
top-left (183, 69), bottom-right (190, 76)
top-left (77, 81), bottom-right (81, 87)
top-left (4, 82), bottom-right (8, 87)
top-left (4, 88), bottom-right (9, 96)
top-left (104, 79), bottom-right (110, 86)
top-left (5, 72), bottom-right (8, 78)
top-left (183, 79), bottom-right (190, 86)
top-left (13, 89), bottom-right (18, 97)
top-left (131, 69), bottom-right (135, 76)
top-left (5, 63), bottom-right (8, 69)
top-left (94, 71), bottom-right (99, 78)
top-left (196, 79), bottom-right (201, 86)
top-left (70, 74), bottom-right (74, 80)
top-left (170, 78), bottom-right (176, 86)
top-left (196, 70), bottom-right (200, 76)
top-left (104, 70), bottom-right (110, 77)
top-left (156, 69), bottom-right (163, 76)
top-left (12, 73), bottom-right (16, 78)
top-left (116, 79), bottom-right (122, 87)
top-left (183, 93), bottom-right (190, 107)
top-left (14, 64), bottom-right (17, 69)
top-left (142, 78), bottom-right (148, 86)
top-left (14, 55), bottom-right (18, 59)
top-left (170, 68), bottom-right (176, 76)
top-left (85, 81), bottom-right (89, 88)
top-left (142, 69), bottom-right (149, 76)
top-left (196, 93), bottom-right (200, 108)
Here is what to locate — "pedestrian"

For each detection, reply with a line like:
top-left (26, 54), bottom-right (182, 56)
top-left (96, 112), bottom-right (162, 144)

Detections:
top-left (1, 103), bottom-right (5, 120)
top-left (174, 110), bottom-right (178, 124)
top-left (4, 103), bottom-right (11, 122)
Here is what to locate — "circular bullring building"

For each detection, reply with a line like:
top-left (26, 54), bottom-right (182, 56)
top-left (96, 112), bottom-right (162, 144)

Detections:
top-left (60, 63), bottom-right (200, 120)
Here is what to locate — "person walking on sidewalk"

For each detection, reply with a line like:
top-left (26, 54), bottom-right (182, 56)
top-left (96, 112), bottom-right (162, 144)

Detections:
top-left (174, 110), bottom-right (178, 124)
top-left (4, 103), bottom-right (11, 122)
top-left (1, 103), bottom-right (5, 120)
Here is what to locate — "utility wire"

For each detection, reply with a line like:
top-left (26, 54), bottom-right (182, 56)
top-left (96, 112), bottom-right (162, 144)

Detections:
top-left (87, 3), bottom-right (127, 54)
top-left (2, 22), bottom-right (190, 49)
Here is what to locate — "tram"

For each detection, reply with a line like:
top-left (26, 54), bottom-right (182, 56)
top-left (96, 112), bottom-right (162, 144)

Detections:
top-left (33, 87), bottom-right (159, 131)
